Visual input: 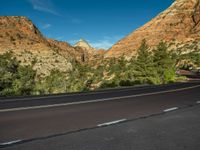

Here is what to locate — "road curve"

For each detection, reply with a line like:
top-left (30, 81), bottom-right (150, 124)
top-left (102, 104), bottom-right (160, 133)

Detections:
top-left (0, 82), bottom-right (200, 148)
top-left (0, 82), bottom-right (199, 110)
top-left (3, 104), bottom-right (200, 150)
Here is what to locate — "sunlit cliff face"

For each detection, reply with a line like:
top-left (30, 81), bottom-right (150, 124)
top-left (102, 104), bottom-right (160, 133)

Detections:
top-left (106, 0), bottom-right (200, 58)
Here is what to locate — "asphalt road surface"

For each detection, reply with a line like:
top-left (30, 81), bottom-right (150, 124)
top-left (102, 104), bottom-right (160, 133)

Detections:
top-left (0, 82), bottom-right (200, 149)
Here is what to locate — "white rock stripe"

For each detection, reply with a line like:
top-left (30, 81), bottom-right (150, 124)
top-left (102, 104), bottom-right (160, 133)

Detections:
top-left (0, 140), bottom-right (21, 146)
top-left (97, 119), bottom-right (127, 127)
top-left (0, 85), bottom-right (200, 112)
top-left (197, 101), bottom-right (200, 104)
top-left (163, 107), bottom-right (178, 112)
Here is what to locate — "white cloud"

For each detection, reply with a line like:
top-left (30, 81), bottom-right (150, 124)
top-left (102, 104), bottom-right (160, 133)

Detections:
top-left (68, 39), bottom-right (78, 45)
top-left (29, 0), bottom-right (83, 24)
top-left (68, 35), bottom-right (122, 50)
top-left (56, 36), bottom-right (64, 40)
top-left (91, 40), bottom-right (113, 50)
top-left (104, 35), bottom-right (123, 41)
top-left (91, 36), bottom-right (123, 50)
top-left (42, 23), bottom-right (51, 29)
top-left (28, 0), bottom-right (60, 16)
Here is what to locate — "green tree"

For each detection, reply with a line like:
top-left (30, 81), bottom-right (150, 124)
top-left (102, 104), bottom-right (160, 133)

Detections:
top-left (133, 40), bottom-right (158, 84)
top-left (0, 52), bottom-right (18, 95)
top-left (43, 69), bottom-right (67, 94)
top-left (0, 52), bottom-right (36, 96)
top-left (12, 65), bottom-right (36, 95)
top-left (153, 42), bottom-right (176, 83)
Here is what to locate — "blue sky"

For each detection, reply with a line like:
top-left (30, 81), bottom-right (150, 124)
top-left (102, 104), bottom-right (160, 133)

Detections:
top-left (0, 0), bottom-right (174, 49)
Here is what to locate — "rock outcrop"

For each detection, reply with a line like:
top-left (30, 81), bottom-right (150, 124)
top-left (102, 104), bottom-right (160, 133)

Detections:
top-left (47, 39), bottom-right (86, 63)
top-left (75, 39), bottom-right (95, 53)
top-left (0, 16), bottom-right (87, 76)
top-left (106, 0), bottom-right (200, 57)
top-left (74, 39), bottom-right (97, 61)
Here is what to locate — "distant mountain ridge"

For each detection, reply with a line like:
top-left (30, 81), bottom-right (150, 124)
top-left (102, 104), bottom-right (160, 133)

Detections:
top-left (106, 0), bottom-right (200, 57)
top-left (75, 39), bottom-right (93, 51)
top-left (0, 16), bottom-right (97, 75)
top-left (1, 0), bottom-right (200, 76)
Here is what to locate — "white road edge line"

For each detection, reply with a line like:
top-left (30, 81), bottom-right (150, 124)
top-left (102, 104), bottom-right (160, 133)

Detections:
top-left (0, 140), bottom-right (21, 146)
top-left (0, 85), bottom-right (200, 112)
top-left (163, 107), bottom-right (178, 112)
top-left (97, 119), bottom-right (127, 127)
top-left (197, 101), bottom-right (200, 104)
top-left (0, 86), bottom-right (150, 102)
top-left (0, 84), bottom-right (195, 103)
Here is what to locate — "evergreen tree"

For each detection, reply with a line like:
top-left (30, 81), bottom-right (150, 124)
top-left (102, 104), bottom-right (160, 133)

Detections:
top-left (153, 42), bottom-right (176, 83)
top-left (44, 69), bottom-right (67, 94)
top-left (132, 40), bottom-right (158, 84)
top-left (12, 65), bottom-right (36, 95)
top-left (0, 52), bottom-right (36, 96)
top-left (0, 52), bottom-right (18, 95)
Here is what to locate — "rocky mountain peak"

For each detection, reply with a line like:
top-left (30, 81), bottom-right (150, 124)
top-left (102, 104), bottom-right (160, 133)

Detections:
top-left (106, 0), bottom-right (200, 58)
top-left (0, 16), bottom-right (45, 44)
top-left (74, 39), bottom-right (95, 54)
top-left (75, 39), bottom-right (92, 50)
top-left (0, 16), bottom-right (74, 76)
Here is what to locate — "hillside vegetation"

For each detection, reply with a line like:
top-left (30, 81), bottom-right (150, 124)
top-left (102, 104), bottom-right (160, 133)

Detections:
top-left (1, 41), bottom-right (199, 97)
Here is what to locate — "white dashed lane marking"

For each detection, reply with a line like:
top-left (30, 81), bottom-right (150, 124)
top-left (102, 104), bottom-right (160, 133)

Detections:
top-left (163, 107), bottom-right (178, 112)
top-left (97, 119), bottom-right (127, 127)
top-left (0, 140), bottom-right (21, 146)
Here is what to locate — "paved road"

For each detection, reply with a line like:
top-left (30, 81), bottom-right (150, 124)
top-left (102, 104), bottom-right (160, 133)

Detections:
top-left (0, 82), bottom-right (200, 149)
top-left (3, 104), bottom-right (200, 150)
top-left (0, 82), bottom-right (199, 110)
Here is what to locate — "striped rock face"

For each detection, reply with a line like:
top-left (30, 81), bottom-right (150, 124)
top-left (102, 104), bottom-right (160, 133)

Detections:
top-left (106, 0), bottom-right (200, 58)
top-left (0, 16), bottom-right (76, 76)
top-left (74, 39), bottom-right (96, 55)
top-left (0, 16), bottom-right (93, 76)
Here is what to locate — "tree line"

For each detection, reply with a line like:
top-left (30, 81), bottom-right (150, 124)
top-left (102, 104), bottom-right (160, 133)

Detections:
top-left (0, 40), bottom-right (199, 97)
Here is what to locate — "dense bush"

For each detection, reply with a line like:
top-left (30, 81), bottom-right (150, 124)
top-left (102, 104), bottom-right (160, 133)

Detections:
top-left (0, 52), bottom-right (36, 96)
top-left (100, 80), bottom-right (118, 89)
top-left (119, 80), bottom-right (134, 86)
